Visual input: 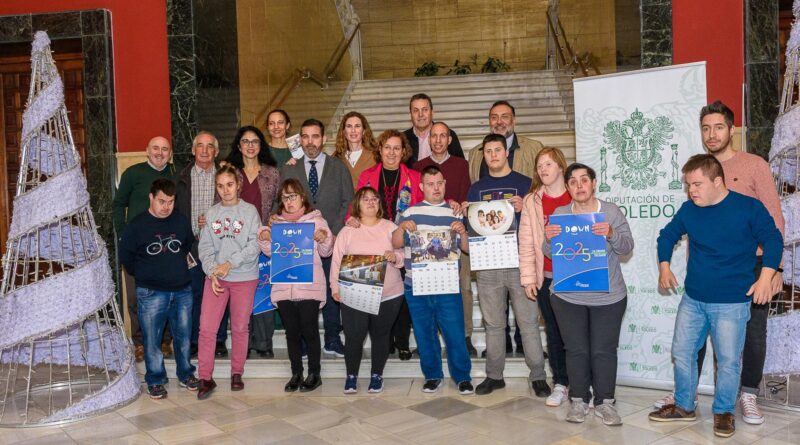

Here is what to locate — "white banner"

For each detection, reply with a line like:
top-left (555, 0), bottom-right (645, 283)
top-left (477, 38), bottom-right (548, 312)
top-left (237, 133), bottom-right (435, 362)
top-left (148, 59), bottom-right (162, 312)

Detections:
top-left (573, 62), bottom-right (714, 391)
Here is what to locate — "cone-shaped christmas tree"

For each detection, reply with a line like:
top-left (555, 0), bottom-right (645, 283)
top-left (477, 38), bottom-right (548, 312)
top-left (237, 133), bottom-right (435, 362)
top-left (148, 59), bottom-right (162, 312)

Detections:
top-left (0, 31), bottom-right (139, 427)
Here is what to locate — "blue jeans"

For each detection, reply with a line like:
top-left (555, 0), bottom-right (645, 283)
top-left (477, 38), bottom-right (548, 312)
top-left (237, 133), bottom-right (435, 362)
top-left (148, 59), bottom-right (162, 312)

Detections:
top-left (672, 294), bottom-right (750, 414)
top-left (137, 286), bottom-right (195, 387)
top-left (190, 259), bottom-right (228, 345)
top-left (404, 284), bottom-right (471, 383)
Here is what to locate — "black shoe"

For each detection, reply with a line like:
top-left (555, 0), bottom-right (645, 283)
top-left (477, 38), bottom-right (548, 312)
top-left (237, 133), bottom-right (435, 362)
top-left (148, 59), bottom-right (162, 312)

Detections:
top-left (215, 342), bottom-right (228, 357)
top-left (259, 349), bottom-right (274, 359)
top-left (398, 349), bottom-right (412, 361)
top-left (531, 380), bottom-right (551, 397)
top-left (148, 384), bottom-right (168, 400)
top-left (466, 337), bottom-right (477, 357)
top-left (475, 378), bottom-right (506, 395)
top-left (189, 343), bottom-right (198, 359)
top-left (299, 373), bottom-right (322, 392)
top-left (422, 379), bottom-right (443, 393)
top-left (285, 373), bottom-right (303, 392)
top-left (458, 381), bottom-right (474, 395)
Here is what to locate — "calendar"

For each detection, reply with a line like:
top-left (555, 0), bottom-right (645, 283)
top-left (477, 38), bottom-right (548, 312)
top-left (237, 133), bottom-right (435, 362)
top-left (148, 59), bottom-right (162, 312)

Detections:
top-left (549, 213), bottom-right (609, 292)
top-left (253, 254), bottom-right (276, 315)
top-left (466, 200), bottom-right (520, 270)
top-left (338, 255), bottom-right (386, 315)
top-left (409, 229), bottom-right (460, 296)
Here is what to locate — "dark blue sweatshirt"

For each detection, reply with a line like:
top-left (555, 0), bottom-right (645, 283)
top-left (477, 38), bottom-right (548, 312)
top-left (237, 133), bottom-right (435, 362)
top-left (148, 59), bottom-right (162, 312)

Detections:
top-left (657, 191), bottom-right (783, 303)
top-left (119, 210), bottom-right (194, 291)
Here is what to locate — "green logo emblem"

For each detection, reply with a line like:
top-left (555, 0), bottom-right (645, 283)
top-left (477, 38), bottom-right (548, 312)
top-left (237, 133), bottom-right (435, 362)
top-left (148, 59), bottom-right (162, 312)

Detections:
top-left (651, 305), bottom-right (661, 315)
top-left (627, 323), bottom-right (637, 333)
top-left (652, 344), bottom-right (663, 354)
top-left (599, 109), bottom-right (681, 192)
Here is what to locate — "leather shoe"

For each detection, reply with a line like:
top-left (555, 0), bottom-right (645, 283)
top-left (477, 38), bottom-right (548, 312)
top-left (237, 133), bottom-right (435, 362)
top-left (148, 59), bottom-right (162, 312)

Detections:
top-left (285, 373), bottom-right (303, 392)
top-left (398, 349), bottom-right (412, 361)
top-left (531, 379), bottom-right (552, 397)
top-left (197, 379), bottom-right (217, 400)
top-left (299, 373), bottom-right (322, 392)
top-left (231, 374), bottom-right (244, 391)
top-left (475, 377), bottom-right (506, 395)
top-left (215, 342), bottom-right (228, 357)
top-left (161, 341), bottom-right (173, 358)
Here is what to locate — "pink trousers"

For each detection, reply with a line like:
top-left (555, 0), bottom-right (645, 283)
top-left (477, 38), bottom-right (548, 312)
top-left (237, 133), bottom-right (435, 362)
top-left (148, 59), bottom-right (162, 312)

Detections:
top-left (197, 278), bottom-right (258, 380)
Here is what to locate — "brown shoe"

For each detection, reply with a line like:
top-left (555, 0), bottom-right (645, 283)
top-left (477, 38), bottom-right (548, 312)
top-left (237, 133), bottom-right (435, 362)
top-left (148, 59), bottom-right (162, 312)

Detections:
top-left (197, 379), bottom-right (217, 400)
top-left (161, 341), bottom-right (173, 358)
top-left (648, 404), bottom-right (696, 422)
top-left (134, 345), bottom-right (144, 363)
top-left (714, 413), bottom-right (735, 438)
top-left (231, 374), bottom-right (244, 391)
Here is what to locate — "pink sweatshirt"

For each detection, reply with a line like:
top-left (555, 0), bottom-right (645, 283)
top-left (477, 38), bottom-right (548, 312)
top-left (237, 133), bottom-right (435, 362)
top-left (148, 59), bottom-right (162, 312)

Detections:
top-left (518, 189), bottom-right (547, 289)
top-left (257, 209), bottom-right (335, 307)
top-left (329, 219), bottom-right (405, 301)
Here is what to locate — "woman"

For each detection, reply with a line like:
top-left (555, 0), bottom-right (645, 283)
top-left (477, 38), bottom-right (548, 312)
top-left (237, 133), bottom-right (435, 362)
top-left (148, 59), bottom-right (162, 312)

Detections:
top-left (330, 187), bottom-right (405, 394)
top-left (226, 126), bottom-right (280, 358)
top-left (354, 129), bottom-right (423, 360)
top-left (265, 109), bottom-right (294, 166)
top-left (333, 111), bottom-right (377, 188)
top-left (519, 147), bottom-right (571, 407)
top-left (196, 165), bottom-right (262, 400)
top-left (543, 163), bottom-right (633, 426)
top-left (258, 179), bottom-right (334, 392)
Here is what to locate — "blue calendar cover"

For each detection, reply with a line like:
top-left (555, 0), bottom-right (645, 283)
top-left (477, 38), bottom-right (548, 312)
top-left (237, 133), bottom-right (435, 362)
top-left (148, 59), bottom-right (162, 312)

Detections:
top-left (550, 213), bottom-right (609, 292)
top-left (270, 222), bottom-right (314, 284)
top-left (253, 253), bottom-right (275, 314)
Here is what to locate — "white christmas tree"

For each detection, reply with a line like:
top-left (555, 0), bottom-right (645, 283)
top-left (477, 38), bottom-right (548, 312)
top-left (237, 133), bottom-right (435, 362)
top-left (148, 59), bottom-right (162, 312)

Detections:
top-left (0, 31), bottom-right (139, 427)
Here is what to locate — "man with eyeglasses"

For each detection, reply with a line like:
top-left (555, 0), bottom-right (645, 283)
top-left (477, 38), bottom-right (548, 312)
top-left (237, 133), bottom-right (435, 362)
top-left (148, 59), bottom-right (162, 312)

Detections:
top-left (113, 136), bottom-right (177, 362)
top-left (280, 119), bottom-right (354, 356)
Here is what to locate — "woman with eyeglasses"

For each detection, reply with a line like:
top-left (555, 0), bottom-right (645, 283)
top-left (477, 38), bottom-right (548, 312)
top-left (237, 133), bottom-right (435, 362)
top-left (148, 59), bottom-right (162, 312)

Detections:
top-left (333, 111), bottom-right (377, 188)
top-left (258, 179), bottom-right (334, 392)
top-left (265, 109), bottom-right (294, 166)
top-left (226, 126), bottom-right (280, 359)
top-left (330, 187), bottom-right (405, 394)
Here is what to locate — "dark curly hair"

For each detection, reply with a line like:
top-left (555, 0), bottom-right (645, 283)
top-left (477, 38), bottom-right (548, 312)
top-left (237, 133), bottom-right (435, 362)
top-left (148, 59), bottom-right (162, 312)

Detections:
top-left (225, 126), bottom-right (277, 169)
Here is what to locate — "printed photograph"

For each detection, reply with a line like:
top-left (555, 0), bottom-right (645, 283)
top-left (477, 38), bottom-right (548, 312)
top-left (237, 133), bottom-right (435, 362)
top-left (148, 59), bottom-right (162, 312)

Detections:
top-left (338, 254), bottom-right (386, 286)
top-left (410, 230), bottom-right (459, 263)
top-left (467, 200), bottom-right (516, 237)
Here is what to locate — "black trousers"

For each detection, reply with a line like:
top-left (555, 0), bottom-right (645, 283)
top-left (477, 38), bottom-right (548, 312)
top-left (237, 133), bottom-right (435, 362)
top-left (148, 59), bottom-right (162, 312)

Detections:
top-left (551, 296), bottom-right (627, 405)
top-left (341, 297), bottom-right (403, 376)
top-left (277, 300), bottom-right (321, 375)
top-left (391, 296), bottom-right (412, 350)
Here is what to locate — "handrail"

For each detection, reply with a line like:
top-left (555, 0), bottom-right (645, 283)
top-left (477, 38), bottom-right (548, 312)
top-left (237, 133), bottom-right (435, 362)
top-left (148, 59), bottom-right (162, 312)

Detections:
top-left (254, 69), bottom-right (305, 126)
top-left (324, 22), bottom-right (360, 79)
top-left (546, 7), bottom-right (600, 77)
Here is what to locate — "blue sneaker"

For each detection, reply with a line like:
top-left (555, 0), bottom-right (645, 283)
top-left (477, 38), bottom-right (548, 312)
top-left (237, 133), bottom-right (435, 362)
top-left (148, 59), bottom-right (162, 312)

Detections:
top-left (368, 373), bottom-right (384, 393)
top-left (344, 374), bottom-right (358, 394)
top-left (324, 341), bottom-right (345, 358)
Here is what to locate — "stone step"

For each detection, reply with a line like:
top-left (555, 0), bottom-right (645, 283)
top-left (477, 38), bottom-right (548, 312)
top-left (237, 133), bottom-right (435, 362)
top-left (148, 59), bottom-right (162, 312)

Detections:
top-left (348, 80), bottom-right (573, 97)
top-left (350, 70), bottom-right (573, 87)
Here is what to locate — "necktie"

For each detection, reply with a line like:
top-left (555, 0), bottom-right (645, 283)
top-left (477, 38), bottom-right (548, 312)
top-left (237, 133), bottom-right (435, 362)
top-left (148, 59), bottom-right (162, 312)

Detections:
top-left (308, 160), bottom-right (319, 198)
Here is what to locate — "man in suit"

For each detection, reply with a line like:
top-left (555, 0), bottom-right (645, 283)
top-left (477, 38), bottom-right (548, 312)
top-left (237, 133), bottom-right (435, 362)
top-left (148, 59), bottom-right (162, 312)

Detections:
top-left (403, 93), bottom-right (464, 166)
top-left (280, 118), bottom-right (354, 356)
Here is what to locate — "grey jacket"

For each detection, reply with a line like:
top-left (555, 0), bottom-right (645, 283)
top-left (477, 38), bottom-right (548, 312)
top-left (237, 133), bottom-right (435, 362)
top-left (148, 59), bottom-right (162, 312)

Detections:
top-left (280, 154), bottom-right (354, 235)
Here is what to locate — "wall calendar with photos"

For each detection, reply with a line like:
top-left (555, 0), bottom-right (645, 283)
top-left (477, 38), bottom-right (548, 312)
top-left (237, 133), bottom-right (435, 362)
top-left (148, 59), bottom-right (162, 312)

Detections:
top-left (467, 200), bottom-right (520, 270)
top-left (338, 254), bottom-right (386, 315)
top-left (409, 229), bottom-right (460, 295)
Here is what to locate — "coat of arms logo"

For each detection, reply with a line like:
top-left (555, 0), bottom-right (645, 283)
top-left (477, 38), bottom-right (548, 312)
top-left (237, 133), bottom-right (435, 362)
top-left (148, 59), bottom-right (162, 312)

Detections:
top-left (598, 109), bottom-right (682, 192)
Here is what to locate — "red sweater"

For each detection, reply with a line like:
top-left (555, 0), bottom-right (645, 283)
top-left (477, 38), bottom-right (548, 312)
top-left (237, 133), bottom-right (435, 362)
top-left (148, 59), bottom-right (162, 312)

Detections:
top-left (412, 155), bottom-right (471, 203)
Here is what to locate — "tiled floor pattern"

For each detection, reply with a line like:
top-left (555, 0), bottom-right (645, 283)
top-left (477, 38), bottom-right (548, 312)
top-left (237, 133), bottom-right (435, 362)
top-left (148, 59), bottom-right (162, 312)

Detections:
top-left (2, 378), bottom-right (800, 444)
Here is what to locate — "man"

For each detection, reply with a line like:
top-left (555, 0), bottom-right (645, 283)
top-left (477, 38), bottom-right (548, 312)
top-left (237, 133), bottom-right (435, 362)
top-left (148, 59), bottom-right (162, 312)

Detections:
top-left (174, 131), bottom-right (230, 359)
top-left (650, 154), bottom-right (782, 438)
top-left (403, 93), bottom-right (464, 166)
top-left (462, 134), bottom-right (550, 397)
top-left (113, 136), bottom-right (176, 362)
top-left (468, 100), bottom-right (543, 181)
top-left (392, 165), bottom-right (473, 394)
top-left (652, 101), bottom-right (785, 425)
top-left (413, 121), bottom-right (476, 356)
top-left (119, 178), bottom-right (199, 399)
top-left (280, 119), bottom-right (354, 356)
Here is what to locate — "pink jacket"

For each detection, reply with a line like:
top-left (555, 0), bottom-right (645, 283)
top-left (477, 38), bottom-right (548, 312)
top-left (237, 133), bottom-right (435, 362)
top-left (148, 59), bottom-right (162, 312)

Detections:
top-left (352, 163), bottom-right (424, 220)
top-left (257, 209), bottom-right (335, 307)
top-left (518, 189), bottom-right (547, 290)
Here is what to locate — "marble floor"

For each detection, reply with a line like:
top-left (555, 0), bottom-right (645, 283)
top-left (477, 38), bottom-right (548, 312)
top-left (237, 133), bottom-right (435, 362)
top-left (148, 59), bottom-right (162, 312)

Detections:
top-left (2, 378), bottom-right (800, 445)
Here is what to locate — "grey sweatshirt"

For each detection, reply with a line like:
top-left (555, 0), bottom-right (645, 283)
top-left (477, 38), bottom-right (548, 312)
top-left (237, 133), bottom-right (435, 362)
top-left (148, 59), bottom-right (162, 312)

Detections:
top-left (543, 199), bottom-right (633, 306)
top-left (198, 200), bottom-right (262, 282)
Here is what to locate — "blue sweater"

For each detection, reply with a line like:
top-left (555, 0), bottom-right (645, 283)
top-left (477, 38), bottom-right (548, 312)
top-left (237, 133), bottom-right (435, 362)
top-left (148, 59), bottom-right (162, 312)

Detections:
top-left (656, 191), bottom-right (782, 303)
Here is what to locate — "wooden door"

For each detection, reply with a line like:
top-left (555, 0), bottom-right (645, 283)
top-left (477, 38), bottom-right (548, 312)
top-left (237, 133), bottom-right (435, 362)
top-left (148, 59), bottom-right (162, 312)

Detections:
top-left (0, 52), bottom-right (86, 253)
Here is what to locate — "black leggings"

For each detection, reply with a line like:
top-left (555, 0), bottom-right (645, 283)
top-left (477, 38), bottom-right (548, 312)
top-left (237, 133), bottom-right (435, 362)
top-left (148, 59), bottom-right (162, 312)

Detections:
top-left (342, 297), bottom-right (403, 376)
top-left (277, 300), bottom-right (321, 375)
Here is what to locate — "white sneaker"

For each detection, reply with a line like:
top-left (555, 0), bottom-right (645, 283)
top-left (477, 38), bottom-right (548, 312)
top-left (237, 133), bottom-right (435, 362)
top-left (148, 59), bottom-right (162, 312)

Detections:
top-left (653, 392), bottom-right (698, 410)
top-left (546, 384), bottom-right (568, 407)
top-left (740, 392), bottom-right (764, 425)
top-left (594, 399), bottom-right (622, 426)
top-left (566, 397), bottom-right (590, 423)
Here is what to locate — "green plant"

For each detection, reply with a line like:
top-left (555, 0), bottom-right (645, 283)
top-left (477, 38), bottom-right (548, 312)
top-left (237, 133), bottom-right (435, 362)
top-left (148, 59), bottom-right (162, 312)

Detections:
top-left (481, 56), bottom-right (511, 73)
top-left (446, 54), bottom-right (477, 75)
top-left (414, 61), bottom-right (440, 77)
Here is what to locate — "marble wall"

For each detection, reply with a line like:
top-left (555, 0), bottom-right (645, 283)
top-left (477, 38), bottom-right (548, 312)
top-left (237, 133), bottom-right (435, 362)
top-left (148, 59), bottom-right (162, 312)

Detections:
top-left (167, 0), bottom-right (199, 169)
top-left (640, 0), bottom-right (672, 68)
top-left (745, 0), bottom-right (779, 159)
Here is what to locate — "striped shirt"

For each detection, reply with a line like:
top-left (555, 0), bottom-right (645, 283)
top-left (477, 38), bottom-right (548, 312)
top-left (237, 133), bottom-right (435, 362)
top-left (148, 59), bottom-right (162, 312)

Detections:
top-left (190, 164), bottom-right (216, 236)
top-left (398, 200), bottom-right (461, 286)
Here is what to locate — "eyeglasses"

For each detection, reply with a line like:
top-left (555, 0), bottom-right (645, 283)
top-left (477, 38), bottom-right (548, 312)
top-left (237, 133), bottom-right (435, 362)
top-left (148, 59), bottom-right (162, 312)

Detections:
top-left (281, 193), bottom-right (300, 202)
top-left (240, 138), bottom-right (261, 146)
top-left (360, 197), bottom-right (380, 203)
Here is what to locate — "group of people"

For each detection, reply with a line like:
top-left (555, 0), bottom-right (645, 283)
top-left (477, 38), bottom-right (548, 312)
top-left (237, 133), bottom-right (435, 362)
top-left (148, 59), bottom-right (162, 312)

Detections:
top-left (114, 96), bottom-right (783, 438)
